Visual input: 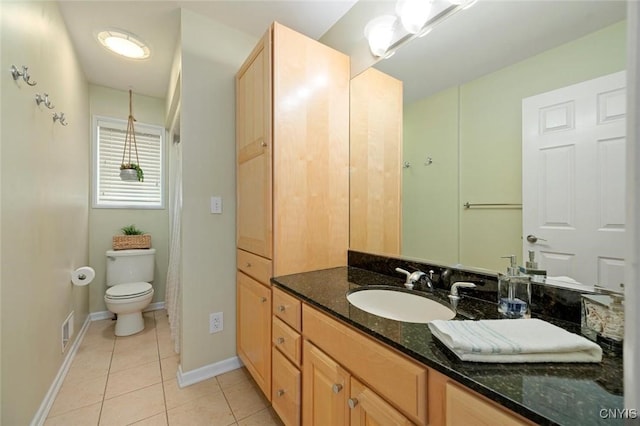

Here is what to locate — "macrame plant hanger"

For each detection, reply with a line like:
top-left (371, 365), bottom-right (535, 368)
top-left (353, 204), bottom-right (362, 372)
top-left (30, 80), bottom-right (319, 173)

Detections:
top-left (119, 89), bottom-right (144, 182)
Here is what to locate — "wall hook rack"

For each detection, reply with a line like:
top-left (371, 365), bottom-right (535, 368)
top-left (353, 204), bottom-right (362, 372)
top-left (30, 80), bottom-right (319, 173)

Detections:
top-left (10, 65), bottom-right (37, 86)
top-left (52, 112), bottom-right (68, 126)
top-left (35, 93), bottom-right (55, 109)
top-left (424, 157), bottom-right (433, 166)
top-left (403, 161), bottom-right (411, 169)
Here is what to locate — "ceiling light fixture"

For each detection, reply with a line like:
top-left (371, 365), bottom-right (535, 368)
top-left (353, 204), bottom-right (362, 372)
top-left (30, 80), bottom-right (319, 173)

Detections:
top-left (97, 30), bottom-right (150, 59)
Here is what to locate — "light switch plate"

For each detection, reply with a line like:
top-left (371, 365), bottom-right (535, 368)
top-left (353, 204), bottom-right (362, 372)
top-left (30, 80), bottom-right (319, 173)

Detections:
top-left (211, 196), bottom-right (222, 214)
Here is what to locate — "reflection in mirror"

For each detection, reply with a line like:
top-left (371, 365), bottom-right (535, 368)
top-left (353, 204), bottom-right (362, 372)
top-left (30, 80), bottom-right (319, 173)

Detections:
top-left (325, 0), bottom-right (627, 289)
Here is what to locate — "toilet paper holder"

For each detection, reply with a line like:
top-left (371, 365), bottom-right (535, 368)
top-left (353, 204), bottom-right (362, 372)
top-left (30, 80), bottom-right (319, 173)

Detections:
top-left (71, 266), bottom-right (95, 286)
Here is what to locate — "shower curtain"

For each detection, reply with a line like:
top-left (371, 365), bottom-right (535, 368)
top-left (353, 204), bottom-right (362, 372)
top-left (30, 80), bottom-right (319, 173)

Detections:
top-left (166, 138), bottom-right (182, 354)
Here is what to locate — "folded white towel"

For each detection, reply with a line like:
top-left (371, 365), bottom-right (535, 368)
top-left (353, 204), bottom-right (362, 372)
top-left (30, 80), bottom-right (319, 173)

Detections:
top-left (428, 319), bottom-right (602, 363)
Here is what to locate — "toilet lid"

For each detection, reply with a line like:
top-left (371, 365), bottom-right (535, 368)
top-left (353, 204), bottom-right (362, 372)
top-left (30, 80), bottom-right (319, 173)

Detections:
top-left (106, 282), bottom-right (153, 299)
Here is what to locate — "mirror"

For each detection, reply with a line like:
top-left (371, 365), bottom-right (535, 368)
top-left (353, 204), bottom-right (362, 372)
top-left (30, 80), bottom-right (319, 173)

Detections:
top-left (323, 0), bottom-right (627, 288)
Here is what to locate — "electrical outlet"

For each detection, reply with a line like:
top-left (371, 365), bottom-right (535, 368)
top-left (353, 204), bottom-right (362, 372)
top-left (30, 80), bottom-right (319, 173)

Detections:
top-left (209, 312), bottom-right (223, 334)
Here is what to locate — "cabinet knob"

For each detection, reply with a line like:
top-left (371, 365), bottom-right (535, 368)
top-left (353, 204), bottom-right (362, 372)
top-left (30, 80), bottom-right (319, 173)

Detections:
top-left (332, 384), bottom-right (343, 394)
top-left (261, 141), bottom-right (268, 147)
top-left (276, 337), bottom-right (285, 345)
top-left (277, 389), bottom-right (285, 397)
top-left (245, 262), bottom-right (251, 268)
top-left (277, 305), bottom-right (286, 312)
top-left (260, 297), bottom-right (267, 303)
top-left (348, 398), bottom-right (358, 409)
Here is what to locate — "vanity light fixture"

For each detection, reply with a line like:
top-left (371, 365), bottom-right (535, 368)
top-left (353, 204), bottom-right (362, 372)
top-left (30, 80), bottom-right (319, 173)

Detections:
top-left (97, 29), bottom-right (150, 59)
top-left (365, 0), bottom-right (480, 58)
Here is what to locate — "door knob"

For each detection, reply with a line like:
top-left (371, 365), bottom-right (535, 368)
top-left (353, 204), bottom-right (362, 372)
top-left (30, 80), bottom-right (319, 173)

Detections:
top-left (526, 234), bottom-right (547, 244)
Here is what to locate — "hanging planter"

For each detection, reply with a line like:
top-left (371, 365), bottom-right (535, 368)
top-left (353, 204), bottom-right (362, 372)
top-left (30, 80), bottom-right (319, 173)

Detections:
top-left (120, 89), bottom-right (144, 182)
top-left (120, 163), bottom-right (144, 182)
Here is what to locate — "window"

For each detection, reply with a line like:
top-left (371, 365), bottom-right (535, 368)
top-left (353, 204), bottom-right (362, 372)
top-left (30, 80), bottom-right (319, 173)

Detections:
top-left (93, 116), bottom-right (165, 208)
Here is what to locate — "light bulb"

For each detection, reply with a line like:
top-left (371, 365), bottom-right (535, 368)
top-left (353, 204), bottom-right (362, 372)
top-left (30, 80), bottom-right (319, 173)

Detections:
top-left (396, 0), bottom-right (433, 34)
top-left (364, 15), bottom-right (398, 57)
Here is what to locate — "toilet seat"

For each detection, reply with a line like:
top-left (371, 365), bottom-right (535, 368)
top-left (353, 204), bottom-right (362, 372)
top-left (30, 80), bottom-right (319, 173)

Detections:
top-left (105, 282), bottom-right (153, 300)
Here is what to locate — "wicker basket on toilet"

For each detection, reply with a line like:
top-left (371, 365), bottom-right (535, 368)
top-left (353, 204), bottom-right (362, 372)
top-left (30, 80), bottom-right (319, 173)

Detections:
top-left (113, 225), bottom-right (151, 250)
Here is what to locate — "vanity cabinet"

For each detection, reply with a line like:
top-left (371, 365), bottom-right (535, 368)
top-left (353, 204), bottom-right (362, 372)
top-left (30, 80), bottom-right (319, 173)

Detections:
top-left (268, 290), bottom-right (535, 426)
top-left (303, 304), bottom-right (427, 425)
top-left (235, 21), bottom-right (349, 402)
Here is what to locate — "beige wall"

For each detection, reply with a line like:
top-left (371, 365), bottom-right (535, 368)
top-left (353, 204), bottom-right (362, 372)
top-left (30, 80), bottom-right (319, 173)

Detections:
top-left (179, 9), bottom-right (256, 372)
top-left (402, 21), bottom-right (627, 272)
top-left (0, 2), bottom-right (90, 424)
top-left (88, 85), bottom-right (168, 313)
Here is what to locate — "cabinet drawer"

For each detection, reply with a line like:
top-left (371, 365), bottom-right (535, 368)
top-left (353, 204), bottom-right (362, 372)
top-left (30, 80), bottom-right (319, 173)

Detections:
top-left (303, 304), bottom-right (427, 425)
top-left (237, 249), bottom-right (272, 285)
top-left (445, 382), bottom-right (531, 426)
top-left (272, 347), bottom-right (301, 426)
top-left (273, 287), bottom-right (301, 331)
top-left (273, 316), bottom-right (302, 366)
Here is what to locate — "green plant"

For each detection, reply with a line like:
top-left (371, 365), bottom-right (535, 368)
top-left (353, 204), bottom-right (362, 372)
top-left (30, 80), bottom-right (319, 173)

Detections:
top-left (120, 163), bottom-right (144, 182)
top-left (121, 224), bottom-right (145, 235)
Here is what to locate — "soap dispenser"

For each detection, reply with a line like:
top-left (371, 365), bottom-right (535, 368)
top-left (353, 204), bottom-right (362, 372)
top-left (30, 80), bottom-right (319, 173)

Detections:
top-left (519, 250), bottom-right (547, 278)
top-left (497, 255), bottom-right (532, 319)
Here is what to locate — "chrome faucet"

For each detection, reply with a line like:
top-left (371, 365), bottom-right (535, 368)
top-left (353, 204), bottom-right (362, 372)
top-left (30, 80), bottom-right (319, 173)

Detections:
top-left (448, 281), bottom-right (476, 310)
top-left (395, 268), bottom-right (434, 291)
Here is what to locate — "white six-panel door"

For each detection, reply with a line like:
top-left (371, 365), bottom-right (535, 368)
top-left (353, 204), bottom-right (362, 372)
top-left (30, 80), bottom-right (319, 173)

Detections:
top-left (522, 71), bottom-right (626, 290)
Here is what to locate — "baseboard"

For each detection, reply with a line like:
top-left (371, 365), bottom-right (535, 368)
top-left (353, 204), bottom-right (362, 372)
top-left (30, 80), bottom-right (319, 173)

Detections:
top-left (177, 356), bottom-right (243, 388)
top-left (30, 315), bottom-right (92, 426)
top-left (89, 301), bottom-right (166, 321)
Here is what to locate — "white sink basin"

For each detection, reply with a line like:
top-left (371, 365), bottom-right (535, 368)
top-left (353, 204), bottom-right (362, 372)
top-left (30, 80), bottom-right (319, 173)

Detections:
top-left (347, 287), bottom-right (455, 323)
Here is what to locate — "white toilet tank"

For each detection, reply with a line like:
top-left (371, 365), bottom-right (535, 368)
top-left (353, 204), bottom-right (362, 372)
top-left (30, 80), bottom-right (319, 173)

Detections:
top-left (106, 248), bottom-right (156, 286)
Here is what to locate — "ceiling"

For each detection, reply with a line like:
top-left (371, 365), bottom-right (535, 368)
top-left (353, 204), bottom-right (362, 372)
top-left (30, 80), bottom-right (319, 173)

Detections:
top-left (58, 0), bottom-right (627, 102)
top-left (58, 0), bottom-right (359, 98)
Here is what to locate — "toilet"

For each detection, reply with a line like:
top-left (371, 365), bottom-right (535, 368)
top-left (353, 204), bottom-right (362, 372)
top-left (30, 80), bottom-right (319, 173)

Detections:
top-left (105, 248), bottom-right (156, 336)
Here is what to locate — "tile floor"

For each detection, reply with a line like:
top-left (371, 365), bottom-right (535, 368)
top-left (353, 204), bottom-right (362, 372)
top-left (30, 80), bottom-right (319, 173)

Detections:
top-left (45, 310), bottom-right (283, 426)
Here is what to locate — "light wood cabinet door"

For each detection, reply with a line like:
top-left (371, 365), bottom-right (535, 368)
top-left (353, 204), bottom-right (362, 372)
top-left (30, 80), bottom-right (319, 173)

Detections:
top-left (271, 23), bottom-right (350, 276)
top-left (303, 341), bottom-right (349, 426)
top-left (349, 67), bottom-right (403, 255)
top-left (272, 347), bottom-right (301, 426)
top-left (236, 272), bottom-right (271, 399)
top-left (236, 29), bottom-right (273, 259)
top-left (349, 377), bottom-right (414, 426)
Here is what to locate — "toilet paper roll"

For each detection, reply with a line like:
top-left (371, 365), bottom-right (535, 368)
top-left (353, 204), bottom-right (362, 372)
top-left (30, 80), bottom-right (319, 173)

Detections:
top-left (71, 266), bottom-right (95, 286)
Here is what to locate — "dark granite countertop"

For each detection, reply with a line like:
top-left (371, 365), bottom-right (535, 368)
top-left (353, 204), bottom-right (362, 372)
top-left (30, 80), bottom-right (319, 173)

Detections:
top-left (271, 266), bottom-right (624, 426)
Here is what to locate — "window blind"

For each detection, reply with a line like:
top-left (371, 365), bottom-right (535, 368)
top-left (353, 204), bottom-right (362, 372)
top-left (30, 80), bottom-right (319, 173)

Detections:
top-left (95, 117), bottom-right (164, 208)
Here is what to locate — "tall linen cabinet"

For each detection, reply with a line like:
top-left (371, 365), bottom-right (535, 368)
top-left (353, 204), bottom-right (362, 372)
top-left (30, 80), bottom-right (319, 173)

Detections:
top-left (235, 22), bottom-right (350, 406)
